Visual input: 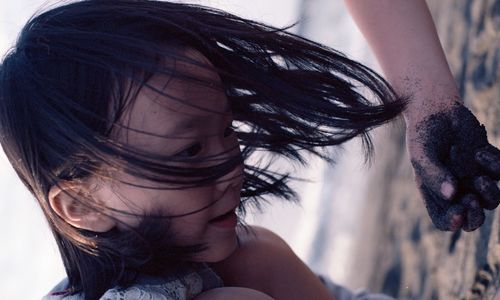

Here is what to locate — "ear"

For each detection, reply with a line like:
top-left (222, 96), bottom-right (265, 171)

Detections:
top-left (48, 183), bottom-right (116, 232)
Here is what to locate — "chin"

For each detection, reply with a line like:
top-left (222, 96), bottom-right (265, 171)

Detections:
top-left (194, 232), bottom-right (238, 263)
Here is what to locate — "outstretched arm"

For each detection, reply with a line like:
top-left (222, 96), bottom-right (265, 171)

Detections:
top-left (344, 0), bottom-right (500, 231)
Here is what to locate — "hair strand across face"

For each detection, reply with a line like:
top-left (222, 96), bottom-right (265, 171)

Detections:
top-left (0, 1), bottom-right (407, 298)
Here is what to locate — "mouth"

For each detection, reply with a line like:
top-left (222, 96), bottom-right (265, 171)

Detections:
top-left (208, 208), bottom-right (238, 228)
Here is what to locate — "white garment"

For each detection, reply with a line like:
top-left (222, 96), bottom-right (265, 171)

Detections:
top-left (43, 264), bottom-right (223, 300)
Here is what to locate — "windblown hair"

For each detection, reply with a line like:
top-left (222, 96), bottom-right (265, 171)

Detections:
top-left (0, 0), bottom-right (407, 298)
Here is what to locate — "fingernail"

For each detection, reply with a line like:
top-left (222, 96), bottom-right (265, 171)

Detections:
top-left (450, 214), bottom-right (463, 230)
top-left (441, 181), bottom-right (454, 199)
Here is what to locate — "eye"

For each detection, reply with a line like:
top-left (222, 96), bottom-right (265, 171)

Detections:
top-left (224, 126), bottom-right (234, 137)
top-left (175, 143), bottom-right (202, 158)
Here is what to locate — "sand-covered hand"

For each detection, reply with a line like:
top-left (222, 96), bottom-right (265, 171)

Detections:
top-left (406, 102), bottom-right (500, 231)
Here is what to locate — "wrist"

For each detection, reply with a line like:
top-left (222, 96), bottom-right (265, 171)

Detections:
top-left (398, 79), bottom-right (462, 126)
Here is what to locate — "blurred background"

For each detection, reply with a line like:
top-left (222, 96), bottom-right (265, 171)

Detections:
top-left (1, 1), bottom-right (498, 299)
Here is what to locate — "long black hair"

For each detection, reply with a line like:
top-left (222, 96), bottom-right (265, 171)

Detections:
top-left (0, 0), bottom-right (407, 299)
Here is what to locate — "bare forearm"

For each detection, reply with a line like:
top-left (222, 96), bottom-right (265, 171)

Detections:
top-left (344, 0), bottom-right (460, 122)
top-left (344, 1), bottom-right (500, 232)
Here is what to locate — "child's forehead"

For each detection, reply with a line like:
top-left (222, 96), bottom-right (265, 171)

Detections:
top-left (115, 58), bottom-right (229, 141)
top-left (137, 48), bottom-right (226, 114)
top-left (108, 47), bottom-right (231, 146)
top-left (143, 75), bottom-right (224, 111)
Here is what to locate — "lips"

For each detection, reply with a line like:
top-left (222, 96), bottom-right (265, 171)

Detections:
top-left (209, 208), bottom-right (238, 228)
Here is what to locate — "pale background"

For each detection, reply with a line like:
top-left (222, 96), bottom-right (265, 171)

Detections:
top-left (0, 1), bottom-right (378, 299)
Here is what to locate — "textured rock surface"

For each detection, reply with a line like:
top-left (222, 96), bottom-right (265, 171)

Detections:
top-left (352, 1), bottom-right (500, 299)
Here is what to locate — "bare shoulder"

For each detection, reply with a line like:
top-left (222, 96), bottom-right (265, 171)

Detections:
top-left (221, 225), bottom-right (296, 271)
top-left (194, 287), bottom-right (274, 300)
top-left (210, 226), bottom-right (294, 294)
top-left (211, 226), bottom-right (333, 300)
top-left (236, 225), bottom-right (290, 251)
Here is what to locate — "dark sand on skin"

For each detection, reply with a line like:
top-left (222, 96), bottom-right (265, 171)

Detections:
top-left (352, 1), bottom-right (500, 298)
top-left (413, 104), bottom-right (498, 231)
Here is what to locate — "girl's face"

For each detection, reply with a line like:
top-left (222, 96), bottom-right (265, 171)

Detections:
top-left (93, 52), bottom-right (243, 262)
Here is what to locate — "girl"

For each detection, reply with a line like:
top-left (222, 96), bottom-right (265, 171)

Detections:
top-left (0, 0), bottom-right (497, 299)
